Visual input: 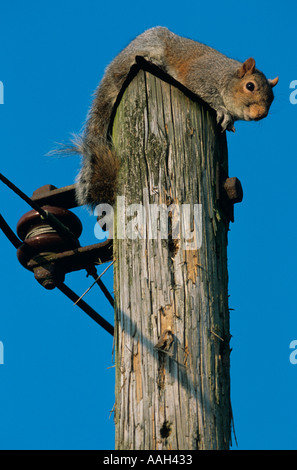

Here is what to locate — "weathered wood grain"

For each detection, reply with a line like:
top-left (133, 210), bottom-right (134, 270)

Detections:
top-left (112, 70), bottom-right (231, 450)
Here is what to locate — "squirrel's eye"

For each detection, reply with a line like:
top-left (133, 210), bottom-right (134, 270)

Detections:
top-left (246, 82), bottom-right (255, 91)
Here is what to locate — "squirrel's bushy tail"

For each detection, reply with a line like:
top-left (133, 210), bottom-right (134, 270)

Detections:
top-left (74, 27), bottom-right (170, 207)
top-left (74, 135), bottom-right (120, 208)
top-left (74, 78), bottom-right (123, 208)
top-left (50, 30), bottom-right (162, 208)
top-left (74, 52), bottom-right (137, 207)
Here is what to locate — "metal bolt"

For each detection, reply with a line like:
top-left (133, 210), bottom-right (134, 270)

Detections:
top-left (33, 260), bottom-right (65, 290)
top-left (223, 177), bottom-right (243, 204)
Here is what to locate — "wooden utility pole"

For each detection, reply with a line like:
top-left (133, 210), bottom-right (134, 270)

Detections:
top-left (112, 66), bottom-right (236, 450)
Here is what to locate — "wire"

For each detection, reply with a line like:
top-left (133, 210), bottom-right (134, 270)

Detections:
top-left (0, 172), bottom-right (77, 242)
top-left (76, 260), bottom-right (115, 306)
top-left (57, 282), bottom-right (114, 336)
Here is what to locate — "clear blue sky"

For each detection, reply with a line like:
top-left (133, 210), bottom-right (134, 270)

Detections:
top-left (0, 0), bottom-right (296, 450)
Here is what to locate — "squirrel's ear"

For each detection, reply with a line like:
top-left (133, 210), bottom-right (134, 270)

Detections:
top-left (237, 58), bottom-right (256, 78)
top-left (268, 77), bottom-right (279, 88)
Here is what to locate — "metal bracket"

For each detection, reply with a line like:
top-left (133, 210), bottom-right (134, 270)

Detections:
top-left (0, 175), bottom-right (114, 334)
top-left (216, 163), bottom-right (243, 223)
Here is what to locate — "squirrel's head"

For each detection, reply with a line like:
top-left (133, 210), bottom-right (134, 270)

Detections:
top-left (228, 58), bottom-right (278, 122)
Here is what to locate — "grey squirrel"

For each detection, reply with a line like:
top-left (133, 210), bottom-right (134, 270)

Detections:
top-left (73, 26), bottom-right (278, 207)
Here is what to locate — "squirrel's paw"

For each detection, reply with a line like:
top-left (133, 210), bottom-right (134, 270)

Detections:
top-left (216, 108), bottom-right (235, 133)
top-left (226, 122), bottom-right (236, 133)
